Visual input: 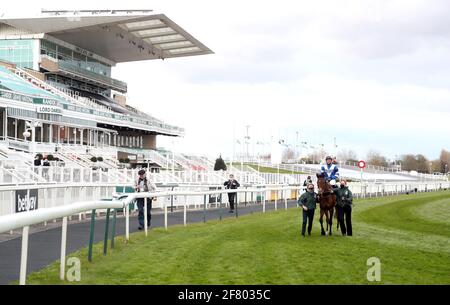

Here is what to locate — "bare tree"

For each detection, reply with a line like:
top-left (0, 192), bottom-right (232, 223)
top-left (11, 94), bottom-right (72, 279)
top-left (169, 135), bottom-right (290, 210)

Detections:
top-left (401, 154), bottom-right (418, 172)
top-left (305, 148), bottom-right (328, 164)
top-left (337, 149), bottom-right (358, 164)
top-left (416, 154), bottom-right (431, 173)
top-left (439, 149), bottom-right (450, 173)
top-left (367, 150), bottom-right (388, 167)
top-left (282, 148), bottom-right (296, 162)
top-left (431, 159), bottom-right (441, 173)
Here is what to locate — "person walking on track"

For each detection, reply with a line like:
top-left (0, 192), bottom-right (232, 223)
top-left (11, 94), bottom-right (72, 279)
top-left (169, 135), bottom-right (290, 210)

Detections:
top-left (224, 174), bottom-right (240, 213)
top-left (298, 183), bottom-right (319, 237)
top-left (135, 169), bottom-right (157, 230)
top-left (334, 179), bottom-right (353, 236)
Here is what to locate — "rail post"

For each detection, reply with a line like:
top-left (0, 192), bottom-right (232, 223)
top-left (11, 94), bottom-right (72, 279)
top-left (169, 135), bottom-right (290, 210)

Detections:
top-left (170, 186), bottom-right (174, 212)
top-left (60, 216), bottom-right (68, 281)
top-left (19, 226), bottom-right (30, 285)
top-left (275, 190), bottom-right (278, 210)
top-left (111, 209), bottom-right (117, 249)
top-left (284, 189), bottom-right (288, 210)
top-left (125, 201), bottom-right (130, 242)
top-left (219, 190), bottom-right (223, 221)
top-left (263, 190), bottom-right (266, 213)
top-left (103, 208), bottom-right (110, 255)
top-left (203, 194), bottom-right (207, 223)
top-left (164, 201), bottom-right (168, 230)
top-left (144, 197), bottom-right (148, 237)
top-left (236, 191), bottom-right (239, 218)
top-left (250, 190), bottom-right (254, 214)
top-left (88, 209), bottom-right (96, 262)
top-left (183, 195), bottom-right (187, 226)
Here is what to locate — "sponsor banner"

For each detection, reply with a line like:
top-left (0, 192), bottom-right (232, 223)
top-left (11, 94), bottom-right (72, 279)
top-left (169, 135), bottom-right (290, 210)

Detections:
top-left (15, 189), bottom-right (38, 213)
top-left (33, 97), bottom-right (62, 107)
top-left (0, 89), bottom-right (34, 104)
top-left (36, 105), bottom-right (62, 115)
top-left (9, 140), bottom-right (30, 152)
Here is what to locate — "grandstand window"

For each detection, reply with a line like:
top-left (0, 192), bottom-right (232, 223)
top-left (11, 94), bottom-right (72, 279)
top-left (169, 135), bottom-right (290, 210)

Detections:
top-left (57, 45), bottom-right (73, 61)
top-left (41, 40), bottom-right (57, 59)
top-left (73, 51), bottom-right (87, 69)
top-left (0, 39), bottom-right (34, 69)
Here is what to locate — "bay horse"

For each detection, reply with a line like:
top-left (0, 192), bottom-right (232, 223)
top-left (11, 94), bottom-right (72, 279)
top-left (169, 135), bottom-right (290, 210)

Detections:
top-left (316, 173), bottom-right (337, 236)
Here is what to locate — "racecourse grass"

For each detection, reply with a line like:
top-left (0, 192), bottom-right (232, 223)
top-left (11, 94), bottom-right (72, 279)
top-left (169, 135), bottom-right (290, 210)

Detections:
top-left (231, 163), bottom-right (306, 174)
top-left (25, 191), bottom-right (450, 284)
top-left (246, 164), bottom-right (306, 174)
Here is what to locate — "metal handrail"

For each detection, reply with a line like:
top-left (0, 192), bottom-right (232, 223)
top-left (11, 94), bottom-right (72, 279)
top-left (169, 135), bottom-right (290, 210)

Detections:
top-left (0, 184), bottom-right (295, 285)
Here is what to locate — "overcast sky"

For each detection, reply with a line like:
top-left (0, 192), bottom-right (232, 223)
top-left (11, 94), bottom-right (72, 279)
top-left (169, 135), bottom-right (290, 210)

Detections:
top-left (3, 0), bottom-right (450, 160)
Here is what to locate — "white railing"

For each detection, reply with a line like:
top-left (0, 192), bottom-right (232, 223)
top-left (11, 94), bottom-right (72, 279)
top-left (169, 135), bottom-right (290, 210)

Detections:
top-left (0, 182), bottom-right (125, 217)
top-left (349, 181), bottom-right (450, 198)
top-left (147, 149), bottom-right (171, 168)
top-left (0, 184), bottom-right (297, 285)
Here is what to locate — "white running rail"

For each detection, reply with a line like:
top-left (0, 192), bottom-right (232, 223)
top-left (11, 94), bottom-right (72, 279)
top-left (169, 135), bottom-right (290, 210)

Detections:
top-left (0, 184), bottom-right (296, 285)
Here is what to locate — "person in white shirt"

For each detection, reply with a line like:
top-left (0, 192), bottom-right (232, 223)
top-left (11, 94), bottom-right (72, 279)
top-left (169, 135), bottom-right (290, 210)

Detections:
top-left (135, 169), bottom-right (157, 230)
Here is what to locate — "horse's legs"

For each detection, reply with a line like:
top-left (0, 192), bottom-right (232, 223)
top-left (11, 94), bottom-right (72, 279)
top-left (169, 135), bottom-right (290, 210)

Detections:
top-left (324, 210), bottom-right (330, 236)
top-left (319, 209), bottom-right (325, 235)
top-left (329, 208), bottom-right (334, 236)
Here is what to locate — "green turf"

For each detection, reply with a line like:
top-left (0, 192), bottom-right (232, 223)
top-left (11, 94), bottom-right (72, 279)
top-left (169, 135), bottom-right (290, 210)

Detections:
top-left (24, 191), bottom-right (450, 285)
top-left (247, 164), bottom-right (306, 174)
top-left (230, 162), bottom-right (306, 174)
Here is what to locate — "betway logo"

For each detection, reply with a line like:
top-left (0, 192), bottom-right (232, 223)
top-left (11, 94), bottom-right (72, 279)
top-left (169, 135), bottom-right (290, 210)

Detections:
top-left (16, 193), bottom-right (38, 213)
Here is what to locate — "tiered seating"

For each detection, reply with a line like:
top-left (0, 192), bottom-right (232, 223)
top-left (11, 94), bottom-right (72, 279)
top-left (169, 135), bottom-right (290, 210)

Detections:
top-left (0, 66), bottom-right (62, 100)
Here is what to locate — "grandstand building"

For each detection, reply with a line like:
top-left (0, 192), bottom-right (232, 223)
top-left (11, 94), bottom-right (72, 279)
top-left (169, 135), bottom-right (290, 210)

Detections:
top-left (0, 9), bottom-right (212, 169)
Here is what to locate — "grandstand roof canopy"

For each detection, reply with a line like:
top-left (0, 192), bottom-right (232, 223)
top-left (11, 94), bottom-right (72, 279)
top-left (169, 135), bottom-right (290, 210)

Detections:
top-left (0, 10), bottom-right (213, 63)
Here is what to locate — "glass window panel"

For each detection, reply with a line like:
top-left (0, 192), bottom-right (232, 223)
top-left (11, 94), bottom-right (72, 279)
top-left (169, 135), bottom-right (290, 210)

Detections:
top-left (123, 19), bottom-right (164, 30)
top-left (145, 34), bottom-right (183, 44)
top-left (158, 40), bottom-right (192, 49)
top-left (168, 46), bottom-right (201, 54)
top-left (135, 27), bottom-right (175, 37)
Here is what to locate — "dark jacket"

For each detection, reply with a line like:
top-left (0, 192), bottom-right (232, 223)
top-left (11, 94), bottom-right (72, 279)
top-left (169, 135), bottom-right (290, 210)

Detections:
top-left (333, 186), bottom-right (353, 208)
top-left (223, 180), bottom-right (241, 195)
top-left (224, 179), bottom-right (240, 192)
top-left (298, 191), bottom-right (319, 210)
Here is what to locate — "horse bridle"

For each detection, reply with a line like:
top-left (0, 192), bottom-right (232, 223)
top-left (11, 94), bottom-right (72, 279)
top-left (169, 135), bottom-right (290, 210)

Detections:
top-left (317, 180), bottom-right (333, 197)
top-left (318, 189), bottom-right (333, 197)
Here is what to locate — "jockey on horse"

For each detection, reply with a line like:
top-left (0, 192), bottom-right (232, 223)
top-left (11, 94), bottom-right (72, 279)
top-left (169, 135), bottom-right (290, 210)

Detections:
top-left (315, 156), bottom-right (339, 235)
top-left (320, 156), bottom-right (340, 188)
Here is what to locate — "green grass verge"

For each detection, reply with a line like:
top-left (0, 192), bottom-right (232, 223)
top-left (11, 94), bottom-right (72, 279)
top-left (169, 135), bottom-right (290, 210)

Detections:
top-left (231, 162), bottom-right (306, 174)
top-left (24, 191), bottom-right (450, 285)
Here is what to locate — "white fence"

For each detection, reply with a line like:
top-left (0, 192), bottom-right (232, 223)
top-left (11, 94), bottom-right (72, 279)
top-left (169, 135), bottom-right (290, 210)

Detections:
top-left (0, 183), bottom-right (121, 218)
top-left (349, 181), bottom-right (450, 198)
top-left (1, 178), bottom-right (448, 218)
top-left (0, 185), bottom-right (298, 285)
